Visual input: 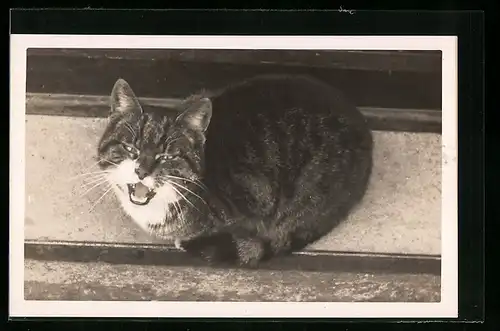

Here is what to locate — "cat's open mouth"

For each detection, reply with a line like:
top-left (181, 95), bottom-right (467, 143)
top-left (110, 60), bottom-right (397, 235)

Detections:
top-left (127, 183), bottom-right (156, 205)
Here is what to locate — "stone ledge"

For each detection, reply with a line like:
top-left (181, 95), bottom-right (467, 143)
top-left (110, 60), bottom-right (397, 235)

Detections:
top-left (24, 260), bottom-right (441, 302)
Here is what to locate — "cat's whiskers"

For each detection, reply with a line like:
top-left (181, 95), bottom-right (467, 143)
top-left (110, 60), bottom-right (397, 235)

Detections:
top-left (173, 199), bottom-right (186, 226)
top-left (99, 158), bottom-right (118, 167)
top-left (164, 174), bottom-right (208, 192)
top-left (167, 182), bottom-right (201, 213)
top-left (88, 184), bottom-right (114, 213)
top-left (79, 158), bottom-right (104, 174)
top-left (193, 178), bottom-right (208, 191)
top-left (167, 179), bottom-right (207, 206)
top-left (163, 196), bottom-right (186, 231)
top-left (79, 177), bottom-right (111, 198)
top-left (68, 170), bottom-right (110, 182)
top-left (69, 158), bottom-right (116, 182)
top-left (169, 196), bottom-right (180, 218)
top-left (80, 173), bottom-right (109, 186)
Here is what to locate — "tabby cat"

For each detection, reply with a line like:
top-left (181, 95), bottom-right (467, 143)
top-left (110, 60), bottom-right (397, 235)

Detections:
top-left (97, 75), bottom-right (373, 267)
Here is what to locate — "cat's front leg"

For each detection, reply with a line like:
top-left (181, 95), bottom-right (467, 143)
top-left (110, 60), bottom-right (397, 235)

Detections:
top-left (180, 230), bottom-right (269, 268)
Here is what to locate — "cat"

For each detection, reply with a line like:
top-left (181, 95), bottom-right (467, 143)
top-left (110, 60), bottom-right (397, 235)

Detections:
top-left (97, 74), bottom-right (373, 267)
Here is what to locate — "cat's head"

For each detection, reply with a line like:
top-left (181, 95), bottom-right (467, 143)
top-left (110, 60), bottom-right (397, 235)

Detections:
top-left (97, 78), bottom-right (212, 208)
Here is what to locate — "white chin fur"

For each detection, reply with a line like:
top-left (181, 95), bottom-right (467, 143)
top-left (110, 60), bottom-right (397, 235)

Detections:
top-left (106, 159), bottom-right (179, 235)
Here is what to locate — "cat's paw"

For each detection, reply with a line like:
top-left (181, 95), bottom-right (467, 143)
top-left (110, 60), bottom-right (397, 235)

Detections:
top-left (181, 232), bottom-right (236, 265)
top-left (233, 236), bottom-right (268, 268)
top-left (181, 232), bottom-right (267, 268)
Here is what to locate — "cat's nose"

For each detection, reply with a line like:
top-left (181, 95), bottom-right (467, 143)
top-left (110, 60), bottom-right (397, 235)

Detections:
top-left (135, 167), bottom-right (149, 180)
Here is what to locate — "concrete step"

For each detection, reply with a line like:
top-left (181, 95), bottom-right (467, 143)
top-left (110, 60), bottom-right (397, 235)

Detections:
top-left (24, 114), bottom-right (442, 255)
top-left (24, 259), bottom-right (441, 302)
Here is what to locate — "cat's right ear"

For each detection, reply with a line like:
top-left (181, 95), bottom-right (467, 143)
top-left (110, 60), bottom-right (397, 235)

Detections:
top-left (110, 79), bottom-right (143, 115)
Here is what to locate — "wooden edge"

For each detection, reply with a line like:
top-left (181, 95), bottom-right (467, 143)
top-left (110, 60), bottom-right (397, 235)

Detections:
top-left (25, 93), bottom-right (442, 134)
top-left (24, 239), bottom-right (442, 276)
top-left (26, 49), bottom-right (442, 73)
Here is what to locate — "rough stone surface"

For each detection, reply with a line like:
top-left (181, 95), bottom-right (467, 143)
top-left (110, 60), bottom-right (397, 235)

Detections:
top-left (24, 260), bottom-right (441, 302)
top-left (24, 115), bottom-right (442, 254)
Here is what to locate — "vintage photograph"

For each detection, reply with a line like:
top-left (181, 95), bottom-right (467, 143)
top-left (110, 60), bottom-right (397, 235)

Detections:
top-left (10, 35), bottom-right (458, 318)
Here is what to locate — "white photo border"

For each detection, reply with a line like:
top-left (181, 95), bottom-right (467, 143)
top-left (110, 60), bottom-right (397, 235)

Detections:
top-left (9, 35), bottom-right (458, 318)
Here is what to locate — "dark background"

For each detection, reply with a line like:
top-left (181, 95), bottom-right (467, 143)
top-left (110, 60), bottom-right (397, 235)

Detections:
top-left (25, 48), bottom-right (443, 133)
top-left (26, 48), bottom-right (442, 111)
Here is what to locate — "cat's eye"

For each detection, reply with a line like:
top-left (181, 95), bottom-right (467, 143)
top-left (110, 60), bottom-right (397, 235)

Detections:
top-left (123, 145), bottom-right (134, 153)
top-left (121, 143), bottom-right (138, 158)
top-left (157, 154), bottom-right (178, 163)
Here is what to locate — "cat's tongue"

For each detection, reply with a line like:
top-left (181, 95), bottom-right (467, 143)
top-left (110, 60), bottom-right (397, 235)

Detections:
top-left (133, 182), bottom-right (150, 199)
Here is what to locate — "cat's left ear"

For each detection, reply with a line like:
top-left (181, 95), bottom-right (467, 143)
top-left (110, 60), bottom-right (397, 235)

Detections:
top-left (176, 98), bottom-right (212, 133)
